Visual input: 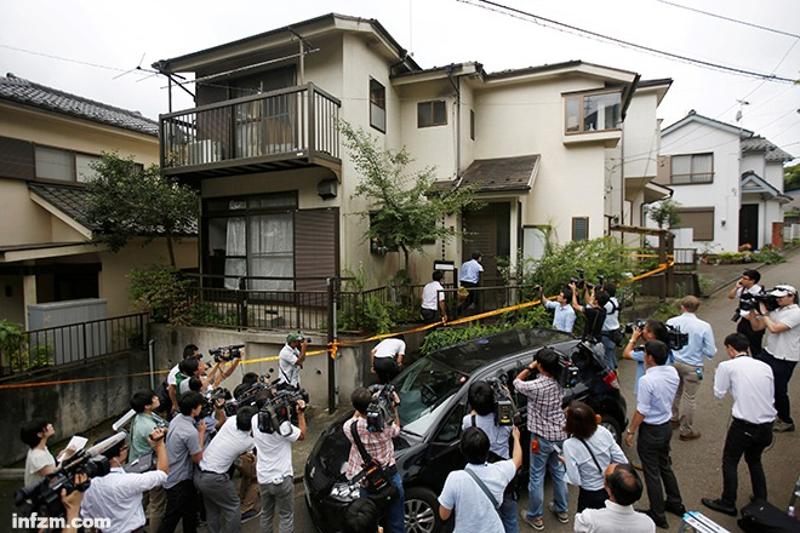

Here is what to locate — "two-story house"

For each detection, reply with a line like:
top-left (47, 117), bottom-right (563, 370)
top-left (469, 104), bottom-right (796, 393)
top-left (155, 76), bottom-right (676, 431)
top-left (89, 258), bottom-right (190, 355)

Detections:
top-left (0, 74), bottom-right (197, 327)
top-left (153, 13), bottom-right (669, 289)
top-left (658, 110), bottom-right (793, 252)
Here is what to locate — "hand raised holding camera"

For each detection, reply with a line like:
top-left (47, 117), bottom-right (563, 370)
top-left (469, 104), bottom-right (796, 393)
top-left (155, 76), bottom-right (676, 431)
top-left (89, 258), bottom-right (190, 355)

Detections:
top-left (148, 427), bottom-right (167, 447)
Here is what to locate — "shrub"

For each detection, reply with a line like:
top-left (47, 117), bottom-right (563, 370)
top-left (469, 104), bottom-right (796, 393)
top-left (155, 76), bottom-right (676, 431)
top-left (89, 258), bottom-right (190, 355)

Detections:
top-left (752, 246), bottom-right (785, 265)
top-left (129, 265), bottom-right (193, 326)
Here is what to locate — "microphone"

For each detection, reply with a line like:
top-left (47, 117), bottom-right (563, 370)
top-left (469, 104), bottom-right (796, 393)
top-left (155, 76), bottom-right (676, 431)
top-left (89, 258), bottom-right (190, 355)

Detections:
top-left (85, 431), bottom-right (127, 458)
top-left (112, 409), bottom-right (137, 432)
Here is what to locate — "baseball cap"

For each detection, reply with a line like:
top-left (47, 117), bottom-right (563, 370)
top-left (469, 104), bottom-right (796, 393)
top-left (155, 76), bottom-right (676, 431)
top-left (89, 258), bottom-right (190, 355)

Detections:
top-left (286, 332), bottom-right (305, 344)
top-left (769, 285), bottom-right (798, 298)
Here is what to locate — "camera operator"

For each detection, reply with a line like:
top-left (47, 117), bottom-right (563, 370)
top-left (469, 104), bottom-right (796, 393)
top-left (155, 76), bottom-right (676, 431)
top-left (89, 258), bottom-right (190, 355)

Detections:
top-left (343, 387), bottom-right (404, 533)
top-left (158, 391), bottom-right (207, 533)
top-left (279, 333), bottom-right (307, 388)
top-left (233, 372), bottom-right (260, 400)
top-left (437, 426), bottom-right (523, 533)
top-left (460, 381), bottom-right (516, 532)
top-left (20, 419), bottom-right (57, 487)
top-left (371, 336), bottom-right (406, 384)
top-left (727, 269), bottom-right (765, 355)
top-left (80, 427), bottom-right (169, 532)
top-left (746, 284), bottom-right (800, 432)
top-left (195, 407), bottom-right (257, 533)
top-left (177, 357), bottom-right (223, 398)
top-left (514, 349), bottom-right (569, 530)
top-left (252, 397), bottom-right (307, 533)
top-left (164, 344), bottom-right (201, 416)
top-left (540, 286), bottom-right (576, 334)
top-left (600, 283), bottom-right (622, 370)
top-left (666, 296), bottom-right (716, 441)
top-left (622, 320), bottom-right (671, 396)
top-left (570, 282), bottom-right (609, 344)
top-left (61, 473), bottom-right (88, 533)
top-left (130, 390), bottom-right (168, 531)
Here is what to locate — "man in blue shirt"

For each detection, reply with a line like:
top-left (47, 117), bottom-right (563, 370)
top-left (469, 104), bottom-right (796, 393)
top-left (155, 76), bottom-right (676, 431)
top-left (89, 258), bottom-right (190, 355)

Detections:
top-left (624, 340), bottom-right (684, 529)
top-left (666, 296), bottom-right (716, 441)
top-left (458, 251), bottom-right (484, 314)
top-left (540, 286), bottom-right (576, 334)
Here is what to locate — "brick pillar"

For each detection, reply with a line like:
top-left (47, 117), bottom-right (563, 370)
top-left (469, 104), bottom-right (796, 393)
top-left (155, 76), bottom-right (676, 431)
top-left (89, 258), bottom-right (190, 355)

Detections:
top-left (772, 222), bottom-right (784, 249)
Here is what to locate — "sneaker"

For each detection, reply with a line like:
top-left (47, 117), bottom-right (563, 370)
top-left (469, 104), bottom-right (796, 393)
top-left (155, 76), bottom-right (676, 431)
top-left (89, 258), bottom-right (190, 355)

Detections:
top-left (701, 497), bottom-right (737, 517)
top-left (679, 431), bottom-right (701, 441)
top-left (520, 510), bottom-right (544, 531)
top-left (548, 502), bottom-right (569, 524)
top-left (773, 420), bottom-right (795, 432)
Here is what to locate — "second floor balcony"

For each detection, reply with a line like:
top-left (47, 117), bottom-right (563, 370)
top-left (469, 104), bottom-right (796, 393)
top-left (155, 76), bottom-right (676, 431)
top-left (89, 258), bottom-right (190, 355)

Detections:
top-left (159, 83), bottom-right (341, 178)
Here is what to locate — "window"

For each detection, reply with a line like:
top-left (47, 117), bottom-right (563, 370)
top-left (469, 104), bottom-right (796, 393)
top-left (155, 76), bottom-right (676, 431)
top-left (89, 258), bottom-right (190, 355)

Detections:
top-left (669, 153), bottom-right (714, 184)
top-left (35, 146), bottom-right (74, 181)
top-left (369, 79), bottom-right (386, 132)
top-left (572, 217), bottom-right (589, 241)
top-left (76, 154), bottom-right (102, 183)
top-left (417, 100), bottom-right (447, 128)
top-left (470, 109), bottom-right (475, 140)
top-left (674, 208), bottom-right (714, 241)
top-left (564, 91), bottom-right (622, 134)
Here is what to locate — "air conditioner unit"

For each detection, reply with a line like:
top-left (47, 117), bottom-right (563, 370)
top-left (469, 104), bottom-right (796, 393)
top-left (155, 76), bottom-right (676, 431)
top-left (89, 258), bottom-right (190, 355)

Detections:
top-left (187, 139), bottom-right (222, 165)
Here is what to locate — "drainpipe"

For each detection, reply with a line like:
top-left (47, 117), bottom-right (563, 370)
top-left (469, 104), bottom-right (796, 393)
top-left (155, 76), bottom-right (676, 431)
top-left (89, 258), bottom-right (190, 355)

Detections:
top-left (446, 67), bottom-right (461, 179)
top-left (148, 338), bottom-right (156, 390)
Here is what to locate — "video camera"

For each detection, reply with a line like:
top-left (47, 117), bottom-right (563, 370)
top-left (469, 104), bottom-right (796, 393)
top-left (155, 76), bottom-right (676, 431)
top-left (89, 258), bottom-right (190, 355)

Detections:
top-left (198, 387), bottom-right (231, 418)
top-left (570, 269), bottom-right (605, 291)
top-left (623, 319), bottom-right (648, 335)
top-left (734, 290), bottom-right (780, 320)
top-left (210, 344), bottom-right (245, 363)
top-left (365, 383), bottom-right (397, 433)
top-left (225, 379), bottom-right (271, 417)
top-left (665, 324), bottom-right (689, 352)
top-left (15, 432), bottom-right (126, 517)
top-left (257, 381), bottom-right (309, 436)
top-left (487, 379), bottom-right (526, 428)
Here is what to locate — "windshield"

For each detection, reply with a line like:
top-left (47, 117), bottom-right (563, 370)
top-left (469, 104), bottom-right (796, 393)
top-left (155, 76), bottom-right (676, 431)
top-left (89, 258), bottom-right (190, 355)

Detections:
top-left (395, 356), bottom-right (467, 436)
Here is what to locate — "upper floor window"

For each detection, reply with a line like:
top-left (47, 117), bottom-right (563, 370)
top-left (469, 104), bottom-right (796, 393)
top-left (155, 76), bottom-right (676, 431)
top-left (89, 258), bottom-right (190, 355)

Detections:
top-left (565, 90), bottom-right (622, 134)
top-left (669, 153), bottom-right (714, 184)
top-left (369, 79), bottom-right (386, 133)
top-left (418, 101), bottom-right (447, 128)
top-left (35, 146), bottom-right (74, 181)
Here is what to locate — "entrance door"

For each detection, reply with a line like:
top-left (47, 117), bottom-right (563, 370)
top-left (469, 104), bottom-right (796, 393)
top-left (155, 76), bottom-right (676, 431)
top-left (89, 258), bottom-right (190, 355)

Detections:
top-left (739, 204), bottom-right (759, 250)
top-left (461, 203), bottom-right (511, 287)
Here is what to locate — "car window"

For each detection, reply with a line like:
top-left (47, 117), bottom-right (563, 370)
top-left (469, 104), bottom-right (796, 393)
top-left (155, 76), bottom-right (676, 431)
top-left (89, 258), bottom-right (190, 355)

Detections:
top-left (434, 402), bottom-right (465, 443)
top-left (396, 357), bottom-right (468, 437)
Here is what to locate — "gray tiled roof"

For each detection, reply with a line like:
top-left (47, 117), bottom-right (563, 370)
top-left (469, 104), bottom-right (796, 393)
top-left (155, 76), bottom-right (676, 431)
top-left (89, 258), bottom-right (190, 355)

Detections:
top-left (459, 155), bottom-right (540, 192)
top-left (0, 73), bottom-right (158, 136)
top-left (741, 136), bottom-right (794, 162)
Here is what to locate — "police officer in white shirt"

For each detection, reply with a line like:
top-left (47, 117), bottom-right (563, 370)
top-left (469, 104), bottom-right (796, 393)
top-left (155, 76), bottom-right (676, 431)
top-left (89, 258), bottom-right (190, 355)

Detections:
top-left (279, 333), bottom-right (307, 387)
top-left (195, 407), bottom-right (257, 533)
top-left (702, 333), bottom-right (776, 517)
top-left (727, 269), bottom-right (765, 355)
top-left (421, 270), bottom-right (448, 323)
top-left (746, 284), bottom-right (800, 432)
top-left (81, 427), bottom-right (169, 533)
top-left (371, 336), bottom-right (406, 384)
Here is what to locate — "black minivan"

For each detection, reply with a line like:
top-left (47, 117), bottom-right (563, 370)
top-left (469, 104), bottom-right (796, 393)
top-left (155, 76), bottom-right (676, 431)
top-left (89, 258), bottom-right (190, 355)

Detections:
top-left (304, 327), bottom-right (628, 533)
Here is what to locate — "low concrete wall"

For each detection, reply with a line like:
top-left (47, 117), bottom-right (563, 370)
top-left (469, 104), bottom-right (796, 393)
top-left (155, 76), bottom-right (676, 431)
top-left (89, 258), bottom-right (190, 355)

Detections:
top-left (1, 349), bottom-right (151, 466)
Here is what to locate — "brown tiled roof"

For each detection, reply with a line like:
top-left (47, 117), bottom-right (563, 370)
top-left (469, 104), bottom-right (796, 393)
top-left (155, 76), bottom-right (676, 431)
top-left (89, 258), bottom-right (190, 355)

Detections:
top-left (459, 155), bottom-right (540, 192)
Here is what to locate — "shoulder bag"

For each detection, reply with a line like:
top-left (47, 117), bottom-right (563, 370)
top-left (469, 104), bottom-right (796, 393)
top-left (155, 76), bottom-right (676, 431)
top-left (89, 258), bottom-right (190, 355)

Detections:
top-left (350, 422), bottom-right (399, 509)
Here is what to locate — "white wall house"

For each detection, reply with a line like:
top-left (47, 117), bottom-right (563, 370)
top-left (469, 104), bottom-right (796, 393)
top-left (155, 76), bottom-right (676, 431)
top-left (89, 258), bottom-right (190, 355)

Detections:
top-left (657, 111), bottom-right (793, 252)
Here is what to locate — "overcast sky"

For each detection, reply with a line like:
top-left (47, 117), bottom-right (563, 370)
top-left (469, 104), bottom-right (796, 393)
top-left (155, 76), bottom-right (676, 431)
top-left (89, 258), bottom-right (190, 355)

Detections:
top-left (2, 0), bottom-right (798, 159)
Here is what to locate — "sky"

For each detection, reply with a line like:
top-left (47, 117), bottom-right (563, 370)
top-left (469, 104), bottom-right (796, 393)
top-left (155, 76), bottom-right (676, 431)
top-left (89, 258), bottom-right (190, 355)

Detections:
top-left (1, 0), bottom-right (798, 160)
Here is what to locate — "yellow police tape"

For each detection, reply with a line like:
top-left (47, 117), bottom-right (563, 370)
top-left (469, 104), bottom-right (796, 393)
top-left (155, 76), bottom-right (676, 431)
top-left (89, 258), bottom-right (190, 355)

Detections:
top-left (0, 260), bottom-right (673, 390)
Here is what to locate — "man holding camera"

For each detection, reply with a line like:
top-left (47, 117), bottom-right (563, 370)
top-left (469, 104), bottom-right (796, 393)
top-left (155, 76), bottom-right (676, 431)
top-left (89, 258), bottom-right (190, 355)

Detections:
top-left (570, 282), bottom-right (609, 343)
top-left (343, 387), bottom-right (404, 533)
top-left (165, 344), bottom-right (201, 416)
top-left (666, 295), bottom-right (716, 441)
top-left (727, 269), bottom-right (765, 356)
top-left (600, 283), bottom-right (622, 370)
top-left (80, 427), bottom-right (169, 532)
top-left (129, 390), bottom-right (168, 531)
top-left (540, 286), bottom-right (576, 334)
top-left (514, 349), bottom-right (569, 530)
top-left (460, 381), bottom-right (517, 532)
top-left (252, 397), bottom-right (307, 533)
top-left (746, 284), bottom-right (800, 432)
top-left (279, 333), bottom-right (308, 388)
top-left (371, 336), bottom-right (406, 384)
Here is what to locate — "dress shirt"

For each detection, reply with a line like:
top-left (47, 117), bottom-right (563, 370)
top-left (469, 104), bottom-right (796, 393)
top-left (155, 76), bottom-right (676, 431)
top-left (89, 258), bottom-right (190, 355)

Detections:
top-left (459, 259), bottom-right (484, 283)
top-left (764, 304), bottom-right (800, 362)
top-left (514, 375), bottom-right (567, 441)
top-left (714, 355), bottom-right (777, 424)
top-left (602, 298), bottom-right (620, 331)
top-left (545, 300), bottom-right (577, 333)
top-left (343, 417), bottom-right (399, 479)
top-left (574, 500), bottom-right (655, 533)
top-left (421, 281), bottom-right (445, 311)
top-left (666, 312), bottom-right (716, 366)
top-left (199, 417), bottom-right (254, 474)
top-left (636, 365), bottom-right (679, 425)
top-left (373, 338), bottom-right (406, 359)
top-left (563, 426), bottom-right (628, 491)
top-left (81, 467), bottom-right (167, 533)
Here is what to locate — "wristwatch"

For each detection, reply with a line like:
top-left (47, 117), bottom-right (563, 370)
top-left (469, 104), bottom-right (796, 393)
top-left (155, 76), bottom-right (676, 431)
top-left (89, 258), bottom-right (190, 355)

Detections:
top-left (626, 428), bottom-right (635, 435)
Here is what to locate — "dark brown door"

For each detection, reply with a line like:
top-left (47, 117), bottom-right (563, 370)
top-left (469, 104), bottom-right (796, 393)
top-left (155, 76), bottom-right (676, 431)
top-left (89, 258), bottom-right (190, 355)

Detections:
top-left (461, 203), bottom-right (511, 286)
top-left (739, 204), bottom-right (759, 249)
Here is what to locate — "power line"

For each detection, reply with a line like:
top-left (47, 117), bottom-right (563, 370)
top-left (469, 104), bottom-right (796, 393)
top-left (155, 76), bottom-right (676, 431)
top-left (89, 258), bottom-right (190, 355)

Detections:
top-left (655, 0), bottom-right (800, 39)
top-left (458, 0), bottom-right (797, 83)
top-left (0, 44), bottom-right (128, 72)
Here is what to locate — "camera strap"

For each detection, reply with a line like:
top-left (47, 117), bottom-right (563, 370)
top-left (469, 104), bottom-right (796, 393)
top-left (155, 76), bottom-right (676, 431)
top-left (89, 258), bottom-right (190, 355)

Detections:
top-left (464, 466), bottom-right (501, 511)
top-left (578, 438), bottom-right (603, 473)
top-left (350, 420), bottom-right (378, 469)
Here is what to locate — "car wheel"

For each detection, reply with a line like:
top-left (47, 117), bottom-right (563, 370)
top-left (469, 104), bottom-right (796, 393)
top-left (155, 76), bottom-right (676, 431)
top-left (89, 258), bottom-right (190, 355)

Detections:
top-left (601, 414), bottom-right (623, 443)
top-left (404, 487), bottom-right (441, 533)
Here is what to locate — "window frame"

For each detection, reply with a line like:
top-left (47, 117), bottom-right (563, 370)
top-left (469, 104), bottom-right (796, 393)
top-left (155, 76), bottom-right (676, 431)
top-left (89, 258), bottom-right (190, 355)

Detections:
top-left (417, 100), bottom-right (448, 128)
top-left (369, 78), bottom-right (386, 133)
top-left (673, 207), bottom-right (715, 241)
top-left (668, 153), bottom-right (715, 185)
top-left (563, 89), bottom-right (623, 135)
top-left (571, 217), bottom-right (590, 241)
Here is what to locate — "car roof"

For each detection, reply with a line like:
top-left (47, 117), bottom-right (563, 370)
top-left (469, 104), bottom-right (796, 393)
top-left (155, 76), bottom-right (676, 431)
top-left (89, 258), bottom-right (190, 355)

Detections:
top-left (426, 327), bottom-right (576, 374)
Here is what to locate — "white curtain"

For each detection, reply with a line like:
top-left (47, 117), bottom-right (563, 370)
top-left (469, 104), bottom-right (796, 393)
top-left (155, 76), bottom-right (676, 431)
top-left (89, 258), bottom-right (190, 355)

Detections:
top-left (224, 217), bottom-right (246, 290)
top-left (248, 213), bottom-right (294, 291)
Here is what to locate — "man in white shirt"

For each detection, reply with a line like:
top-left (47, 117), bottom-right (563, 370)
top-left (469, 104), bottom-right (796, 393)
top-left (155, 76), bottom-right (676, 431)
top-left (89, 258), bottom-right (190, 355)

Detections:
top-left (574, 463), bottom-right (655, 533)
top-left (702, 333), bottom-right (776, 517)
top-left (252, 398), bottom-right (307, 533)
top-left (371, 336), bottom-right (406, 384)
top-left (278, 333), bottom-right (307, 387)
top-left (600, 283), bottom-right (622, 370)
top-left (746, 284), bottom-right (800, 432)
top-left (194, 407), bottom-right (257, 533)
top-left (81, 427), bottom-right (169, 533)
top-left (421, 270), bottom-right (448, 323)
top-left (540, 286), bottom-right (577, 334)
top-left (458, 251), bottom-right (484, 314)
top-left (438, 425), bottom-right (523, 533)
top-left (165, 344), bottom-right (200, 416)
top-left (727, 269), bottom-right (765, 355)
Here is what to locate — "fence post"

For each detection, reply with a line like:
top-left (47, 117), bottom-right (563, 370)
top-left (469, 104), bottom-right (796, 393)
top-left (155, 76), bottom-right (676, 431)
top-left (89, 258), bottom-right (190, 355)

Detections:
top-left (82, 322), bottom-right (88, 363)
top-left (238, 278), bottom-right (248, 330)
top-left (327, 277), bottom-right (338, 414)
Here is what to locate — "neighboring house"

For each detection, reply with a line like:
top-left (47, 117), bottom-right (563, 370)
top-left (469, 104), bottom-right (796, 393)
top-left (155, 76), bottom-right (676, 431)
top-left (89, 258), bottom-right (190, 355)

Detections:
top-left (153, 13), bottom-right (669, 288)
top-left (657, 110), bottom-right (793, 252)
top-left (0, 74), bottom-right (197, 327)
top-left (785, 189), bottom-right (800, 226)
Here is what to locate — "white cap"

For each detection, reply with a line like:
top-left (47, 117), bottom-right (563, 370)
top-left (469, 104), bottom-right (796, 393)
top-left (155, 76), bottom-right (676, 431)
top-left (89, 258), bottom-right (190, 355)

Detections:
top-left (770, 285), bottom-right (798, 298)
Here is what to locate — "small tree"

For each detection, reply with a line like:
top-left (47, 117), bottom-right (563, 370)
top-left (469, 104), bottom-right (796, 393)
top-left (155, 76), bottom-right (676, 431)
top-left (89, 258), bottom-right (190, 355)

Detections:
top-left (340, 122), bottom-right (477, 274)
top-left (87, 154), bottom-right (198, 267)
top-left (648, 199), bottom-right (682, 230)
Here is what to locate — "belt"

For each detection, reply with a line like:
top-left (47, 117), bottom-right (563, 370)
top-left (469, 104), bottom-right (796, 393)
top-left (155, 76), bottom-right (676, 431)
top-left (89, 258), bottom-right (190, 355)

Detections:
top-left (199, 468), bottom-right (229, 476)
top-left (641, 420), bottom-right (671, 427)
top-left (732, 417), bottom-right (773, 428)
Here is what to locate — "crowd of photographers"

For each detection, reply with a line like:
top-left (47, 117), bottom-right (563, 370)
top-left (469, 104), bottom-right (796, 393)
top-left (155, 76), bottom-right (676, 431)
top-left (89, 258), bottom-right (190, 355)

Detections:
top-left (15, 265), bottom-right (799, 533)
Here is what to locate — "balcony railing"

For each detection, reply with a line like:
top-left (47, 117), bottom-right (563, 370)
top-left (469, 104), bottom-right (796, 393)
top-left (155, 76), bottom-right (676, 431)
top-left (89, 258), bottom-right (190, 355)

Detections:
top-left (160, 83), bottom-right (341, 177)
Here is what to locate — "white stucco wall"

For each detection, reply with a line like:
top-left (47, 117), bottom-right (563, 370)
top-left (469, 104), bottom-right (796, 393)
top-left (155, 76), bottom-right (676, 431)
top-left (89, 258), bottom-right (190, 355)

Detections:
top-left (741, 153), bottom-right (765, 179)
top-left (623, 92), bottom-right (660, 180)
top-left (764, 161), bottom-right (785, 192)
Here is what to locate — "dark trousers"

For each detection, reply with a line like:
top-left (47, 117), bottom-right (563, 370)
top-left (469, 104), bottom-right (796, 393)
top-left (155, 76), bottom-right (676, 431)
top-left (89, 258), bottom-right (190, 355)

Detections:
top-left (638, 421), bottom-right (682, 521)
top-left (420, 308), bottom-right (439, 323)
top-left (759, 351), bottom-right (797, 424)
top-left (374, 357), bottom-right (400, 384)
top-left (158, 479), bottom-right (199, 533)
top-left (458, 281), bottom-right (479, 314)
top-left (577, 487), bottom-right (607, 512)
top-left (721, 418), bottom-right (773, 506)
top-left (737, 318), bottom-right (765, 357)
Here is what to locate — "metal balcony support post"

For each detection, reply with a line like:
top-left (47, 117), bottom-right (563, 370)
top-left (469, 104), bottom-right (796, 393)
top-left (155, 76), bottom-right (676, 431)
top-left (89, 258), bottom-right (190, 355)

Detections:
top-left (327, 277), bottom-right (338, 414)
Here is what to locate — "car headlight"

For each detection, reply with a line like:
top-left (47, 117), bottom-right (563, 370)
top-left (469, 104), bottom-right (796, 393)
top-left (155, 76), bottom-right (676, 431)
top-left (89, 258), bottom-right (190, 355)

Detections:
top-left (329, 480), bottom-right (361, 503)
